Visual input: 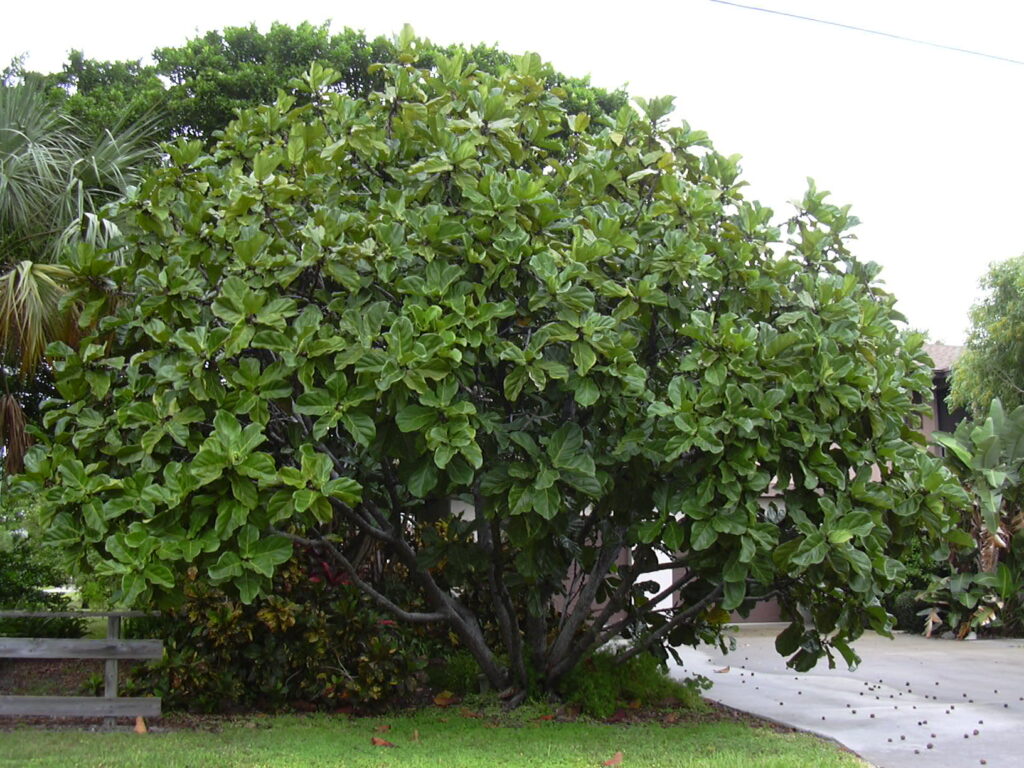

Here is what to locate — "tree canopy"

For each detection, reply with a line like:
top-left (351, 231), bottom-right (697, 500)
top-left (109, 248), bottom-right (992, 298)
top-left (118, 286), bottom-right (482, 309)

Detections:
top-left (18, 36), bottom-right (961, 697)
top-left (950, 254), bottom-right (1024, 416)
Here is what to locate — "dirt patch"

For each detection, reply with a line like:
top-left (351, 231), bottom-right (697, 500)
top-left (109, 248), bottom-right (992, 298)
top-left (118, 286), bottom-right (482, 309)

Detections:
top-left (0, 657), bottom-right (152, 731)
top-left (0, 658), bottom-right (104, 697)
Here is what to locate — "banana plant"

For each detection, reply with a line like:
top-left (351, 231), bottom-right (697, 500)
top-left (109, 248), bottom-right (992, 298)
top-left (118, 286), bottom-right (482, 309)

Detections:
top-left (925, 399), bottom-right (1024, 635)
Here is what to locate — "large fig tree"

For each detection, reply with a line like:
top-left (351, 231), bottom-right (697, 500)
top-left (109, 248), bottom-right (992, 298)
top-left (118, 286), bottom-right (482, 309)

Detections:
top-left (19, 41), bottom-right (960, 695)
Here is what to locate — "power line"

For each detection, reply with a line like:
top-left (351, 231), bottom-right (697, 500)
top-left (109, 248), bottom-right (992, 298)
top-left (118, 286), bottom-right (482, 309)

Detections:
top-left (709, 0), bottom-right (1024, 66)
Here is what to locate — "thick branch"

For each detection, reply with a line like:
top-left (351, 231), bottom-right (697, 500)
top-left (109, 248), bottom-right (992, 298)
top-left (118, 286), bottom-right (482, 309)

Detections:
top-left (271, 528), bottom-right (449, 624)
top-left (475, 488), bottom-right (527, 690)
top-left (547, 529), bottom-right (625, 669)
top-left (614, 584), bottom-right (725, 665)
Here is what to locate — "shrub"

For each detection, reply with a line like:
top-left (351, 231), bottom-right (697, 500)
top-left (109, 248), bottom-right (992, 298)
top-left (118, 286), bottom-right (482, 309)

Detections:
top-left (20, 32), bottom-right (962, 697)
top-left (426, 649), bottom-right (484, 696)
top-left (559, 650), bottom-right (707, 719)
top-left (125, 555), bottom-right (424, 712)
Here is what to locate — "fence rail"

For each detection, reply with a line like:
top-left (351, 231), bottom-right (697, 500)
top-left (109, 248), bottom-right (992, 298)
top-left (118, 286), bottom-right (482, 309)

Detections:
top-left (0, 610), bottom-right (162, 723)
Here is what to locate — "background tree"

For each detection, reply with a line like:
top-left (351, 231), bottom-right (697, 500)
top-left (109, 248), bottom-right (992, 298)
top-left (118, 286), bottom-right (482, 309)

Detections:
top-left (36, 23), bottom-right (627, 147)
top-left (18, 39), bottom-right (961, 700)
top-left (950, 253), bottom-right (1024, 416)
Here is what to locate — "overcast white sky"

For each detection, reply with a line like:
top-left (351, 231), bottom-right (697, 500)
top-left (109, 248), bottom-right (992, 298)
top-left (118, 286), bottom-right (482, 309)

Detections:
top-left (5, 0), bottom-right (1023, 344)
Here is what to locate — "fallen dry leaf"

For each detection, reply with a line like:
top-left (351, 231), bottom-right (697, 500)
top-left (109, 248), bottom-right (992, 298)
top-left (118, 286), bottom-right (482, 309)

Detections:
top-left (535, 714), bottom-right (555, 721)
top-left (662, 712), bottom-right (680, 725)
top-left (459, 708), bottom-right (481, 718)
top-left (371, 736), bottom-right (396, 748)
top-left (713, 666), bottom-right (731, 673)
top-left (602, 751), bottom-right (624, 766)
top-left (134, 716), bottom-right (148, 734)
top-left (374, 724), bottom-right (391, 733)
top-left (434, 690), bottom-right (461, 707)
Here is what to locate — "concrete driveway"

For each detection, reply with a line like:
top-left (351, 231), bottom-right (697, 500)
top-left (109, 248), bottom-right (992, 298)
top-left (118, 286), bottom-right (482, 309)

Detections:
top-left (670, 624), bottom-right (1024, 768)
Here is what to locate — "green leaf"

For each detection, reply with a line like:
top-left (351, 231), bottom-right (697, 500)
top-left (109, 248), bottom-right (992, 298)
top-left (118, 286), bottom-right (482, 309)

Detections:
top-left (293, 488), bottom-right (318, 514)
top-left (946, 528), bottom-right (975, 548)
top-left (573, 378), bottom-right (600, 407)
top-left (409, 155), bottom-right (454, 175)
top-left (504, 367), bottom-right (528, 401)
top-left (691, 520), bottom-right (717, 551)
top-left (213, 410), bottom-right (243, 448)
top-left (142, 562), bottom-right (176, 589)
top-left (662, 520), bottom-right (685, 551)
top-left (775, 622), bottom-right (804, 656)
top-left (993, 562), bottom-right (1016, 600)
top-left (230, 474), bottom-right (259, 508)
top-left (532, 486), bottom-right (560, 520)
top-left (721, 579), bottom-right (746, 611)
top-left (407, 460), bottom-right (438, 498)
top-left (237, 524), bottom-right (259, 558)
top-left (237, 452), bottom-right (278, 485)
top-left (387, 316), bottom-right (415, 362)
top-left (246, 536), bottom-right (293, 577)
top-left (547, 424), bottom-right (586, 470)
top-left (396, 404), bottom-right (437, 433)
top-left (832, 638), bottom-right (860, 670)
top-left (119, 573), bottom-right (147, 606)
top-left (215, 500), bottom-right (248, 538)
top-left (637, 519), bottom-right (663, 544)
top-left (827, 529), bottom-right (854, 545)
top-left (791, 533), bottom-right (828, 568)
top-left (341, 412), bottom-right (376, 446)
top-left (235, 572), bottom-right (264, 604)
top-left (571, 342), bottom-right (597, 375)
top-left (208, 551), bottom-right (243, 582)
top-left (789, 649), bottom-right (819, 673)
top-left (324, 477), bottom-right (362, 504)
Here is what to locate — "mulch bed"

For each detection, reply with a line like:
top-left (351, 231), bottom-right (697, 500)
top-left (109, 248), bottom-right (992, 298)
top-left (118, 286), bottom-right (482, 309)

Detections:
top-left (0, 658), bottom-right (106, 697)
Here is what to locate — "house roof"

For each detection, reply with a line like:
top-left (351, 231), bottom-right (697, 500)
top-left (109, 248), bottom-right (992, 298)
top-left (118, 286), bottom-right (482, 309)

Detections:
top-left (923, 343), bottom-right (964, 373)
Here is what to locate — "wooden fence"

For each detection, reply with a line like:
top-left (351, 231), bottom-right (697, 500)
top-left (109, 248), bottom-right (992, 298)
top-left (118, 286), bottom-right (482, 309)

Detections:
top-left (0, 610), bottom-right (162, 720)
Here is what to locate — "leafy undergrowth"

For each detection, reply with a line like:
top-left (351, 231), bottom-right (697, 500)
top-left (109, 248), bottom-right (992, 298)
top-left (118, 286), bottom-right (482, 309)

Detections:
top-left (0, 702), bottom-right (867, 768)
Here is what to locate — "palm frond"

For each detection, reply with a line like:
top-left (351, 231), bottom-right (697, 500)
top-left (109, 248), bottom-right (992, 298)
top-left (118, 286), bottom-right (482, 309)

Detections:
top-left (0, 260), bottom-right (77, 373)
top-left (0, 84), bottom-right (157, 381)
top-left (2, 83), bottom-right (160, 262)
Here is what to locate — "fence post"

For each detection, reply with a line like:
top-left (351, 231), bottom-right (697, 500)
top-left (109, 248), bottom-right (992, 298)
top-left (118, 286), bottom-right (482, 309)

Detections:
top-left (104, 615), bottom-right (121, 728)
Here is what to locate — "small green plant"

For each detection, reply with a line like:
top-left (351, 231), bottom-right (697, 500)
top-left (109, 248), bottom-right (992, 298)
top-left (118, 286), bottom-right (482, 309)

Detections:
top-left (559, 650), bottom-right (707, 718)
top-left (427, 649), bottom-right (483, 695)
top-left (79, 672), bottom-right (104, 697)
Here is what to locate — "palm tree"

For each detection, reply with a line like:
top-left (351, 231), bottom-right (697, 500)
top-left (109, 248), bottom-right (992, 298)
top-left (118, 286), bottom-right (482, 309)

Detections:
top-left (0, 82), bottom-right (157, 470)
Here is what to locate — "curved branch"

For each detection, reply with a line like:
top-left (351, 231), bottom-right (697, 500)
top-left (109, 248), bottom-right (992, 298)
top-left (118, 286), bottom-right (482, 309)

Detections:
top-left (271, 527), bottom-right (450, 624)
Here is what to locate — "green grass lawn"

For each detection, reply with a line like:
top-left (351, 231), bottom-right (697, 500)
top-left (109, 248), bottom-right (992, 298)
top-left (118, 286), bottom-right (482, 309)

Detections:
top-left (0, 710), bottom-right (867, 768)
